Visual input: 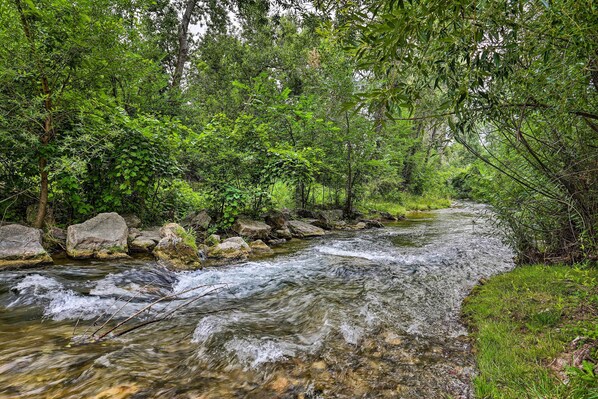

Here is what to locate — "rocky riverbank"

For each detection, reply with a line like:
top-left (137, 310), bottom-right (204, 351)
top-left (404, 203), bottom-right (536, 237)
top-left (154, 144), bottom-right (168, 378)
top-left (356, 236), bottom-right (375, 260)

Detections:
top-left (0, 208), bottom-right (394, 270)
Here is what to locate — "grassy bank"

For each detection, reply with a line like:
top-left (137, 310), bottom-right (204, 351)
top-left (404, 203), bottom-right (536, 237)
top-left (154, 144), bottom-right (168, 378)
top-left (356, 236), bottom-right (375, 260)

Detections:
top-left (360, 195), bottom-right (452, 217)
top-left (463, 264), bottom-right (598, 399)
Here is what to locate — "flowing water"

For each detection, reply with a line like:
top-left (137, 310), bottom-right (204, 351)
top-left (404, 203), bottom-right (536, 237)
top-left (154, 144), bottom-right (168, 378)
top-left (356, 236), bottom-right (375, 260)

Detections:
top-left (0, 203), bottom-right (513, 398)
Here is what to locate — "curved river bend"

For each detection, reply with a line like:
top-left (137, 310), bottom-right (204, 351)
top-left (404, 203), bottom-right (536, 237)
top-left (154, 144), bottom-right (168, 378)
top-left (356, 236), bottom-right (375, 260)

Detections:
top-left (0, 203), bottom-right (513, 398)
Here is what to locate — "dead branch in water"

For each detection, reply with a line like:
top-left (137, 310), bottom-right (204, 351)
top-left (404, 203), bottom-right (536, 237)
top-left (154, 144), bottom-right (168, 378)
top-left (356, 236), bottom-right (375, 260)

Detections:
top-left (74, 283), bottom-right (230, 343)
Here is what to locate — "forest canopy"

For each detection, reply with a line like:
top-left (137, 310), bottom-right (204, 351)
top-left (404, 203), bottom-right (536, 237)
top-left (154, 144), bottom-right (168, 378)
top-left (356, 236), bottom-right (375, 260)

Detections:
top-left (0, 0), bottom-right (596, 262)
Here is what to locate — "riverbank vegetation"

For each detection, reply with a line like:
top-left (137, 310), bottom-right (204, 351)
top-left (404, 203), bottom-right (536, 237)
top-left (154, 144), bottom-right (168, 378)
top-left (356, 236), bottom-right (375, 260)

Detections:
top-left (0, 0), bottom-right (457, 233)
top-left (2, 0), bottom-right (595, 262)
top-left (463, 264), bottom-right (598, 398)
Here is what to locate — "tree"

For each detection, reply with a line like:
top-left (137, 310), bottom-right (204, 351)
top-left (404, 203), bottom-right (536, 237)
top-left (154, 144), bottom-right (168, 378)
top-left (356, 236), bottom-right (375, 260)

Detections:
top-left (352, 0), bottom-right (598, 260)
top-left (1, 0), bottom-right (169, 226)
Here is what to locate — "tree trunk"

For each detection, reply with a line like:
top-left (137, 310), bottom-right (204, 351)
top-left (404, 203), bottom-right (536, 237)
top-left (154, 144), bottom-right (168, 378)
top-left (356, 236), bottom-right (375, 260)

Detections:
top-left (15, 0), bottom-right (54, 228)
top-left (343, 112), bottom-right (353, 217)
top-left (344, 141), bottom-right (353, 217)
top-left (171, 0), bottom-right (198, 90)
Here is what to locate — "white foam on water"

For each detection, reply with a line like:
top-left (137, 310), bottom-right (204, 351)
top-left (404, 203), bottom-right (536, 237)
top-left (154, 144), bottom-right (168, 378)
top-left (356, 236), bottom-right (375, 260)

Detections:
top-left (9, 274), bottom-right (149, 321)
top-left (224, 337), bottom-right (294, 368)
top-left (172, 257), bottom-right (315, 301)
top-left (315, 246), bottom-right (397, 262)
top-left (89, 278), bottom-right (143, 297)
top-left (11, 274), bottom-right (62, 293)
top-left (339, 321), bottom-right (364, 345)
top-left (192, 315), bottom-right (232, 343)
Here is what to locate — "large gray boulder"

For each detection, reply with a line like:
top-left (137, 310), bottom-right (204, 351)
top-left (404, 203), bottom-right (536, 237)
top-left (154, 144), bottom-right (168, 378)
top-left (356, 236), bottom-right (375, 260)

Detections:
top-left (208, 237), bottom-right (251, 260)
top-left (287, 220), bottom-right (326, 238)
top-left (66, 213), bottom-right (129, 259)
top-left (182, 210), bottom-right (211, 232)
top-left (153, 223), bottom-right (202, 270)
top-left (232, 219), bottom-right (271, 240)
top-left (0, 224), bottom-right (53, 269)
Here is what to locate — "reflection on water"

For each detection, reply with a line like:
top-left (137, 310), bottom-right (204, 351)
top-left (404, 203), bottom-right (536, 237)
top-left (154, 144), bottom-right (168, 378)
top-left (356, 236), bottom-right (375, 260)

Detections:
top-left (0, 203), bottom-right (513, 398)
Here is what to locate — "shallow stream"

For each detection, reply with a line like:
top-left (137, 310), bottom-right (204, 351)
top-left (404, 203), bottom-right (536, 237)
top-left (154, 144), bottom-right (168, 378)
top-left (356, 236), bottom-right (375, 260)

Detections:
top-left (0, 203), bottom-right (513, 398)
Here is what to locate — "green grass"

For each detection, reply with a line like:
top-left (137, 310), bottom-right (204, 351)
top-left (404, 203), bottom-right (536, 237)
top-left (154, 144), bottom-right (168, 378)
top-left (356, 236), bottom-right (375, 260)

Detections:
top-left (360, 194), bottom-right (451, 218)
top-left (174, 225), bottom-right (199, 251)
top-left (462, 264), bottom-right (598, 399)
top-left (270, 181), bottom-right (451, 216)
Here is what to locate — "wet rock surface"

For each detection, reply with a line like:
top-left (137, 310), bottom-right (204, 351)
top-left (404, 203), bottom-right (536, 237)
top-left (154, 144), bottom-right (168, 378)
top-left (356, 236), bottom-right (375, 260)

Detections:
top-left (249, 239), bottom-right (273, 255)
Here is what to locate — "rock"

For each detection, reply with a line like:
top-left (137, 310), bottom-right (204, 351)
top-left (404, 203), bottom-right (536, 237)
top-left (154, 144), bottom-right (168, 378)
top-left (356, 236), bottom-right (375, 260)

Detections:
top-left (311, 219), bottom-right (332, 230)
top-left (129, 228), bottom-right (161, 252)
top-left (232, 219), bottom-right (271, 240)
top-left (361, 219), bottom-right (384, 228)
top-left (208, 237), bottom-right (251, 260)
top-left (264, 210), bottom-right (288, 230)
top-left (128, 228), bottom-right (141, 241)
top-left (315, 209), bottom-right (343, 229)
top-left (273, 227), bottom-right (293, 240)
top-left (182, 210), bottom-right (211, 231)
top-left (378, 211), bottom-right (398, 221)
top-left (130, 236), bottom-right (157, 252)
top-left (0, 224), bottom-right (53, 269)
top-left (122, 214), bottom-right (142, 228)
top-left (153, 223), bottom-right (201, 270)
top-left (353, 222), bottom-right (367, 230)
top-left (50, 226), bottom-right (67, 239)
top-left (66, 213), bottom-right (129, 259)
top-left (249, 240), bottom-right (273, 255)
top-left (140, 228), bottom-right (161, 242)
top-left (204, 234), bottom-right (221, 247)
top-left (287, 220), bottom-right (325, 238)
top-left (333, 220), bottom-right (347, 229)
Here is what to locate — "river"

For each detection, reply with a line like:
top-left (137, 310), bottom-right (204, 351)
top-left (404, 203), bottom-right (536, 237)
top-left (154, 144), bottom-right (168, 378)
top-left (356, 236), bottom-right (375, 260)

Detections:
top-left (0, 203), bottom-right (513, 398)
